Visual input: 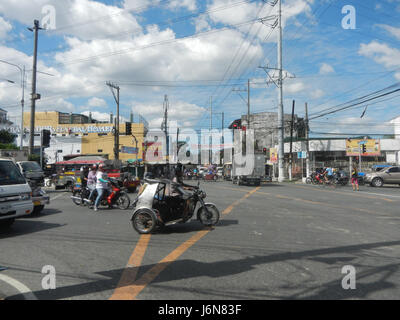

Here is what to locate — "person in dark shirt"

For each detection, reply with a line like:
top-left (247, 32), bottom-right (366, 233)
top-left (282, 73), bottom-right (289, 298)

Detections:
top-left (80, 166), bottom-right (89, 188)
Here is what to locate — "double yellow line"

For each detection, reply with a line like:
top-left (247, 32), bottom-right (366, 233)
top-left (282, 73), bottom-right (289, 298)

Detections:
top-left (109, 186), bottom-right (260, 300)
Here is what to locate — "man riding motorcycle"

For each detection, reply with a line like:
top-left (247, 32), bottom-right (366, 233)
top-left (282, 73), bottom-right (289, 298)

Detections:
top-left (170, 164), bottom-right (197, 220)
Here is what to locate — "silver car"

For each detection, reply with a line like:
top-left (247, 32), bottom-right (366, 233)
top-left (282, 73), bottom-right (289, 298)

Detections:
top-left (364, 166), bottom-right (400, 187)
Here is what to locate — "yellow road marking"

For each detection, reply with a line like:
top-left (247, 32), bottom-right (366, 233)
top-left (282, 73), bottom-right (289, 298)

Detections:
top-left (109, 234), bottom-right (151, 300)
top-left (110, 186), bottom-right (260, 300)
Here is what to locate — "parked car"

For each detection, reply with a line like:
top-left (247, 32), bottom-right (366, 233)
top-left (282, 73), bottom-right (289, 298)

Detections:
top-left (364, 166), bottom-right (400, 187)
top-left (0, 158), bottom-right (33, 228)
top-left (16, 161), bottom-right (50, 214)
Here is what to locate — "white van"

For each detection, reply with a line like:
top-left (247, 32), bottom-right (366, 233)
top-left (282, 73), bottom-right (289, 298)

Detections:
top-left (0, 158), bottom-right (33, 228)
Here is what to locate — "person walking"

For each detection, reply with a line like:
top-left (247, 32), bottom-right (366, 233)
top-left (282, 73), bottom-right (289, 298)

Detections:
top-left (93, 164), bottom-right (110, 212)
top-left (86, 164), bottom-right (98, 205)
top-left (351, 165), bottom-right (359, 191)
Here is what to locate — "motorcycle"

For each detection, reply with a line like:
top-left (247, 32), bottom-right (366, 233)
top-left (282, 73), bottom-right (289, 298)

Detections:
top-left (130, 178), bottom-right (220, 234)
top-left (71, 177), bottom-right (130, 210)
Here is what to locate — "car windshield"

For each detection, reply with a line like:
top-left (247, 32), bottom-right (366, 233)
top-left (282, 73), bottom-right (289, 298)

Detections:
top-left (21, 161), bottom-right (42, 172)
top-left (0, 160), bottom-right (27, 185)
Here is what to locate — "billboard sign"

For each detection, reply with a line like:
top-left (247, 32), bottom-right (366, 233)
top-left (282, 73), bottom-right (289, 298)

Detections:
top-left (270, 148), bottom-right (278, 163)
top-left (346, 139), bottom-right (381, 156)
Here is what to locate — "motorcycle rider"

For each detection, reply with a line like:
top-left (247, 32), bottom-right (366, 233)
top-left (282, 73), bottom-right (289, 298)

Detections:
top-left (80, 166), bottom-right (89, 189)
top-left (93, 164), bottom-right (110, 212)
top-left (171, 164), bottom-right (196, 220)
top-left (86, 164), bottom-right (98, 204)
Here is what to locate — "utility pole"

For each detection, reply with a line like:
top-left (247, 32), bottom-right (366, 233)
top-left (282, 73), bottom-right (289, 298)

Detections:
top-left (277, 0), bottom-right (285, 182)
top-left (20, 65), bottom-right (25, 151)
top-left (289, 100), bottom-right (295, 181)
top-left (221, 111), bottom-right (224, 166)
top-left (176, 127), bottom-right (180, 163)
top-left (305, 102), bottom-right (310, 179)
top-left (247, 79), bottom-right (250, 129)
top-left (0, 60), bottom-right (25, 150)
top-left (28, 20), bottom-right (43, 156)
top-left (209, 96), bottom-right (212, 165)
top-left (106, 81), bottom-right (120, 160)
top-left (258, 0), bottom-right (289, 182)
top-left (161, 95), bottom-right (169, 167)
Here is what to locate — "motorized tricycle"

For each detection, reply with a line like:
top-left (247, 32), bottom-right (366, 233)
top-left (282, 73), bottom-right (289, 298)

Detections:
top-left (131, 179), bottom-right (220, 234)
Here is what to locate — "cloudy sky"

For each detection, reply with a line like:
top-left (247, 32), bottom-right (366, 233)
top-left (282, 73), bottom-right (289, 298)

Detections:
top-left (0, 0), bottom-right (400, 137)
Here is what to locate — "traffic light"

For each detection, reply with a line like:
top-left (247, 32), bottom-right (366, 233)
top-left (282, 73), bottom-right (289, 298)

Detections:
top-left (41, 129), bottom-right (51, 148)
top-left (126, 122), bottom-right (132, 135)
top-left (362, 144), bottom-right (367, 154)
top-left (263, 147), bottom-right (267, 155)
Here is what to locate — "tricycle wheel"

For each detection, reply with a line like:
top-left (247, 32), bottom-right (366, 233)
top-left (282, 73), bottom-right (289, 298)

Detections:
top-left (198, 204), bottom-right (220, 226)
top-left (132, 210), bottom-right (157, 234)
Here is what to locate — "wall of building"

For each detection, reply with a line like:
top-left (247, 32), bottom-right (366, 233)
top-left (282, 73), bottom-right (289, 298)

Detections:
top-left (21, 111), bottom-right (146, 163)
top-left (243, 112), bottom-right (305, 150)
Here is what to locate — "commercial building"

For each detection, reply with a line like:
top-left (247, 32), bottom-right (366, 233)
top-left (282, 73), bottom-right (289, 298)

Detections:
top-left (229, 111), bottom-right (306, 151)
top-left (18, 111), bottom-right (148, 164)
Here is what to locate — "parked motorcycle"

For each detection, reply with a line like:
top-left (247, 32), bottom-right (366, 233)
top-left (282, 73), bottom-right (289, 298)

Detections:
top-left (71, 177), bottom-right (130, 210)
top-left (130, 179), bottom-right (220, 234)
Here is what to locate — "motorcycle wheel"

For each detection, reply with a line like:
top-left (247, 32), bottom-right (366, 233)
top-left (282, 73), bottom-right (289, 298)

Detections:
top-left (198, 204), bottom-right (220, 226)
top-left (116, 193), bottom-right (130, 210)
top-left (72, 190), bottom-right (83, 205)
top-left (132, 210), bottom-right (156, 234)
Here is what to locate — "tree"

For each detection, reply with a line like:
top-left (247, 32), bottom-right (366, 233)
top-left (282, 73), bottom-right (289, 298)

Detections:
top-left (0, 129), bottom-right (16, 144)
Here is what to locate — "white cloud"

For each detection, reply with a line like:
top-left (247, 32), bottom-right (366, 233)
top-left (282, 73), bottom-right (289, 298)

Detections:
top-left (0, 16), bottom-right (12, 39)
top-left (0, 0), bottom-right (143, 41)
top-left (376, 24), bottom-right (400, 40)
top-left (131, 100), bottom-right (206, 129)
top-left (359, 41), bottom-right (400, 79)
top-left (81, 110), bottom-right (128, 123)
top-left (319, 63), bottom-right (335, 74)
top-left (168, 0), bottom-right (197, 11)
top-left (284, 81), bottom-right (306, 94)
top-left (311, 89), bottom-right (325, 99)
top-left (87, 97), bottom-right (107, 108)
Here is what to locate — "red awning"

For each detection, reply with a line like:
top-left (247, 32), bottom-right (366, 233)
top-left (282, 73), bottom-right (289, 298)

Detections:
top-left (55, 160), bottom-right (105, 165)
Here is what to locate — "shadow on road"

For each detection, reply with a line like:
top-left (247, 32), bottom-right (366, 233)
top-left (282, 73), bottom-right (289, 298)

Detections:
top-left (156, 219), bottom-right (239, 234)
top-left (24, 208), bottom-right (63, 219)
top-left (10, 239), bottom-right (400, 300)
top-left (0, 220), bottom-right (66, 239)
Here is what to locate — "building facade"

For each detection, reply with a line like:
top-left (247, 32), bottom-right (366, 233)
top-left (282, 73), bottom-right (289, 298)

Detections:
top-left (19, 111), bottom-right (147, 164)
top-left (236, 111), bottom-right (306, 151)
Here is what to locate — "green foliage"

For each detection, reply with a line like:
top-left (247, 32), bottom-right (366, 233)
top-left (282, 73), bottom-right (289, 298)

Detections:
top-left (0, 143), bottom-right (18, 150)
top-left (28, 154), bottom-right (40, 163)
top-left (0, 130), bottom-right (16, 144)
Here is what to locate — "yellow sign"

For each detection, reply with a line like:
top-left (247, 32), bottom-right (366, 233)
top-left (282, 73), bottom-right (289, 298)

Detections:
top-left (270, 148), bottom-right (278, 163)
top-left (346, 139), bottom-right (381, 156)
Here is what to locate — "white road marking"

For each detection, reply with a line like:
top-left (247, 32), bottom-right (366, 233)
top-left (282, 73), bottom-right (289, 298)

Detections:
top-left (50, 193), bottom-right (66, 201)
top-left (360, 191), bottom-right (400, 199)
top-left (0, 274), bottom-right (38, 300)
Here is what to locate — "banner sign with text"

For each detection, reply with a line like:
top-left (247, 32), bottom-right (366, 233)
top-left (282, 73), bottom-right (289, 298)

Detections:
top-left (346, 139), bottom-right (381, 156)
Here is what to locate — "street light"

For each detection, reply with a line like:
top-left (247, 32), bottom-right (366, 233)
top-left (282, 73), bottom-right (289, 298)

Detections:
top-left (0, 59), bottom-right (25, 151)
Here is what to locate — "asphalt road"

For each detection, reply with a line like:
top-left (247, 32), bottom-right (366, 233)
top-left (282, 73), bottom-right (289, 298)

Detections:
top-left (1, 181), bottom-right (399, 300)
